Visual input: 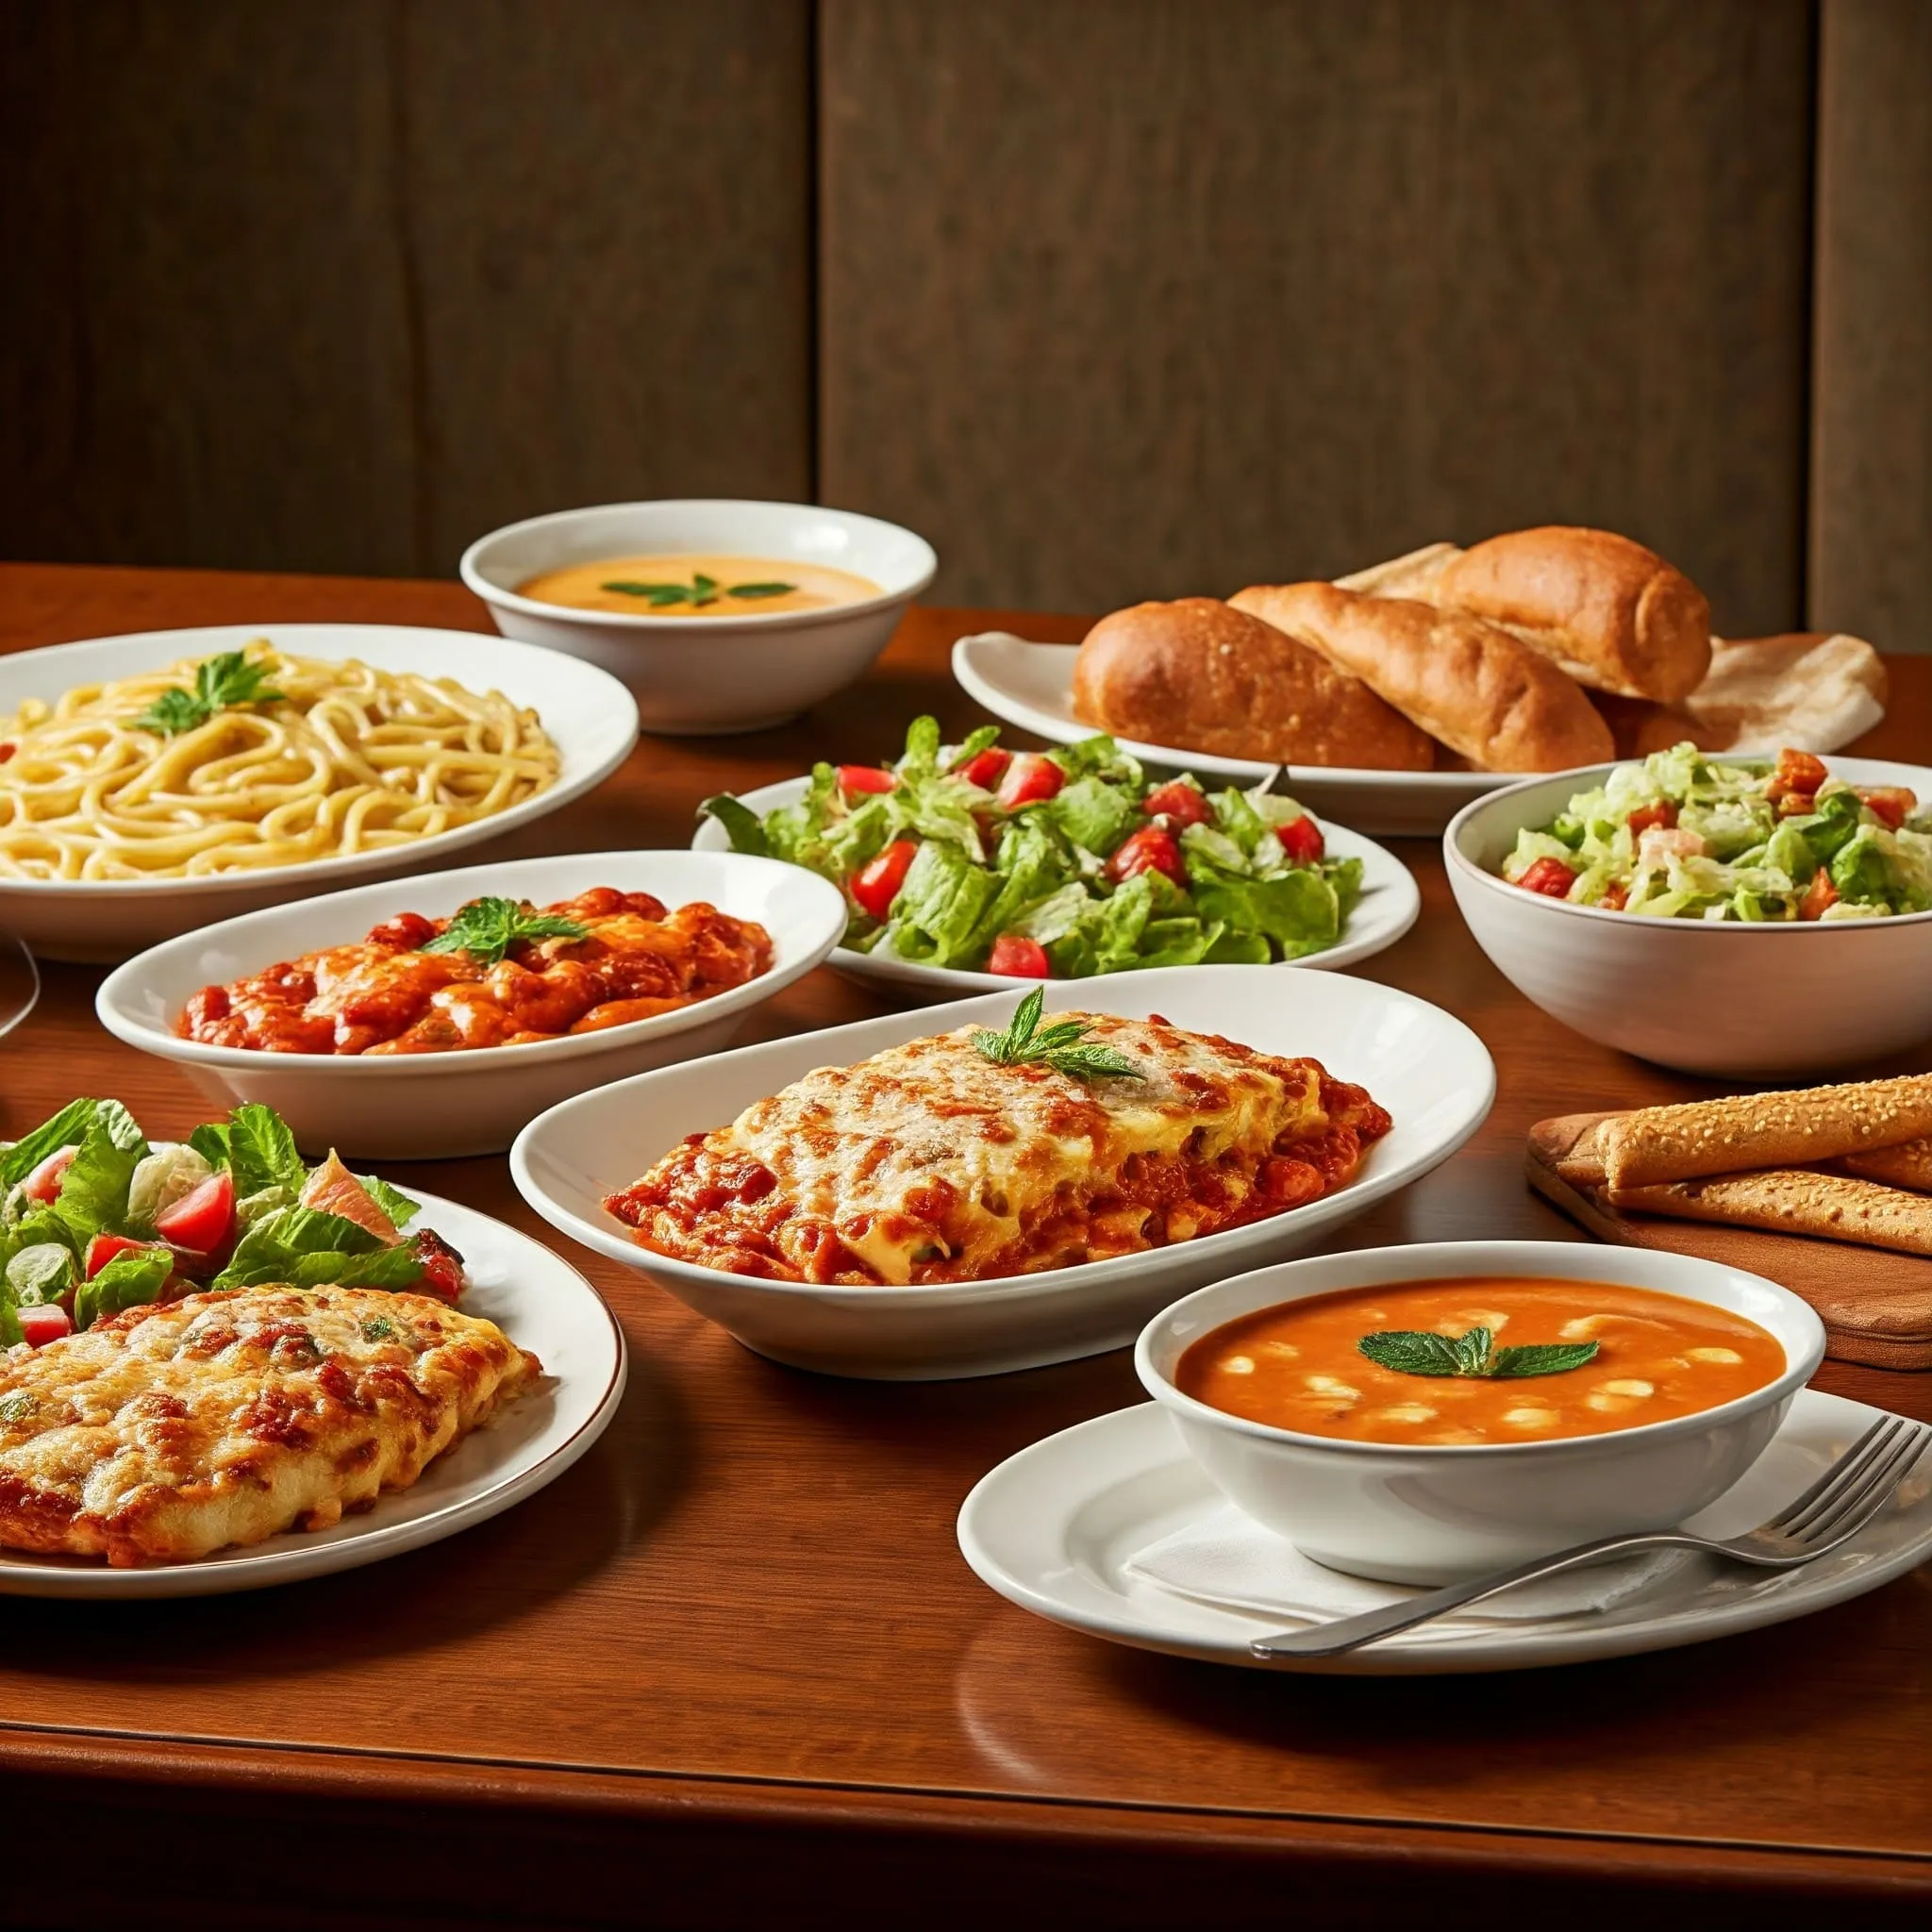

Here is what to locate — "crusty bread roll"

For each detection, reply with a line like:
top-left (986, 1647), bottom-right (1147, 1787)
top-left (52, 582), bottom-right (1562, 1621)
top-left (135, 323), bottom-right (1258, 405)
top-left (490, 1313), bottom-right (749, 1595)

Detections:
top-left (1229, 581), bottom-right (1614, 773)
top-left (1070, 597), bottom-right (1436, 770)
top-left (1422, 526), bottom-right (1712, 704)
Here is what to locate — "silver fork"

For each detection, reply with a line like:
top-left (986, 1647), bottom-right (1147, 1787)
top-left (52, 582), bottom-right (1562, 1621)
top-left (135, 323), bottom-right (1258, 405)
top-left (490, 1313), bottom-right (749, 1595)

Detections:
top-left (1249, 1414), bottom-right (1931, 1661)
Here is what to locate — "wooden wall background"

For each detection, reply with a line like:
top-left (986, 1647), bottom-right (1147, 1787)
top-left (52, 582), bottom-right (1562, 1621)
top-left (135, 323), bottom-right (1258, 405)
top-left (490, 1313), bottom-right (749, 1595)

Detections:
top-left (0, 0), bottom-right (1926, 648)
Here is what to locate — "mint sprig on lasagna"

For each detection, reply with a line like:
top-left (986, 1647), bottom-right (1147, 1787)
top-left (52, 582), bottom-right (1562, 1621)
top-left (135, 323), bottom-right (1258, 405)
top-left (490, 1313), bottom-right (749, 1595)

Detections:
top-left (971, 987), bottom-right (1145, 1083)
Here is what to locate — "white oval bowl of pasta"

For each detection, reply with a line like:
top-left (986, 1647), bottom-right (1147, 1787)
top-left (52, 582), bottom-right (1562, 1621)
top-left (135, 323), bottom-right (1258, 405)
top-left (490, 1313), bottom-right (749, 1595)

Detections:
top-left (95, 850), bottom-right (848, 1159)
top-left (0, 624), bottom-right (641, 961)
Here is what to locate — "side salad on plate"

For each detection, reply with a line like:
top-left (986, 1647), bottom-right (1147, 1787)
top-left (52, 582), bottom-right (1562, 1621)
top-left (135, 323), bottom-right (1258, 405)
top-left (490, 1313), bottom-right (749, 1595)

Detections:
top-left (0, 1097), bottom-right (463, 1348)
top-left (697, 718), bottom-right (1363, 975)
top-left (1501, 744), bottom-right (1932, 921)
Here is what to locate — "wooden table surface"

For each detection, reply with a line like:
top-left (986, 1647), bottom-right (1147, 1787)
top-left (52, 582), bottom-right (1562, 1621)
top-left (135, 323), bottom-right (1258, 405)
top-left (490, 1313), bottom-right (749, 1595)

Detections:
top-left (2, 563), bottom-right (1929, 1929)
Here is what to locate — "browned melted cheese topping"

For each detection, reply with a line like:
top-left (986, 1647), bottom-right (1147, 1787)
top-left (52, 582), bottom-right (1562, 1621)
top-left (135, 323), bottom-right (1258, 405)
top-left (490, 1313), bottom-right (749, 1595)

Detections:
top-left (179, 888), bottom-right (774, 1054)
top-left (0, 1287), bottom-right (539, 1567)
top-left (605, 1013), bottom-right (1391, 1285)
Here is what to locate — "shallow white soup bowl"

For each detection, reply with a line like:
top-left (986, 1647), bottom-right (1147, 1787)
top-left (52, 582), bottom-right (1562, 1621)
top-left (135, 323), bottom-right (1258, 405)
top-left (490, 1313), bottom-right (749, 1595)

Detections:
top-left (1137, 1241), bottom-right (1825, 1586)
top-left (459, 499), bottom-right (939, 735)
top-left (1444, 757), bottom-right (1932, 1077)
top-left (95, 851), bottom-right (848, 1160)
top-left (509, 965), bottom-right (1495, 1381)
top-left (0, 624), bottom-right (640, 963)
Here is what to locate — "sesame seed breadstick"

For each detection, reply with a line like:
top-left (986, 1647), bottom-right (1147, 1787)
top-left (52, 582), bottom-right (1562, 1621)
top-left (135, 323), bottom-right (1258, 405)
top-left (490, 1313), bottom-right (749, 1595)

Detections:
top-left (1599, 1075), bottom-right (1932, 1192)
top-left (1841, 1137), bottom-right (1932, 1193)
top-left (1607, 1169), bottom-right (1932, 1257)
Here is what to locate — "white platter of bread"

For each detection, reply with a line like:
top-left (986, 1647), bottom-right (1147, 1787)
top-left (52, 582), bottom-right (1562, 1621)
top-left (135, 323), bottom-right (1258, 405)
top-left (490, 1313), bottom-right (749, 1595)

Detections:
top-left (953, 525), bottom-right (1888, 834)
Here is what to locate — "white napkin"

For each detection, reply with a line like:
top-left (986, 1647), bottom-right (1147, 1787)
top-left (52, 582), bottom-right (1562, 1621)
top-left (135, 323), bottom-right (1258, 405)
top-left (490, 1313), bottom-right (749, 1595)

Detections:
top-left (1125, 1504), bottom-right (1696, 1630)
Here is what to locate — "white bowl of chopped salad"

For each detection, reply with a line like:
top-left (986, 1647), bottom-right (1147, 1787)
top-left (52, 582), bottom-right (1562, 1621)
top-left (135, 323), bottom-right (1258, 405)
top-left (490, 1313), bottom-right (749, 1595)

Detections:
top-left (689, 717), bottom-right (1420, 995)
top-left (1445, 744), bottom-right (1932, 1075)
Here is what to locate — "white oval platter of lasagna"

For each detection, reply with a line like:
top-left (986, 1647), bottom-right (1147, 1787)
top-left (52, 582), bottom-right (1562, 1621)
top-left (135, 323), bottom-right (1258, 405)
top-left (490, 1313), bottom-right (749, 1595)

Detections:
top-left (0, 1187), bottom-right (625, 1599)
top-left (0, 624), bottom-right (641, 962)
top-left (509, 965), bottom-right (1495, 1380)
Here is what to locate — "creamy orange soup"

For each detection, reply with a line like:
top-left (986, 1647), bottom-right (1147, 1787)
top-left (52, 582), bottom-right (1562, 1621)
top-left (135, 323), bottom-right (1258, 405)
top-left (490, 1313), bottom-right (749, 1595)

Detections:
top-left (517, 553), bottom-right (880, 618)
top-left (1176, 1277), bottom-right (1785, 1445)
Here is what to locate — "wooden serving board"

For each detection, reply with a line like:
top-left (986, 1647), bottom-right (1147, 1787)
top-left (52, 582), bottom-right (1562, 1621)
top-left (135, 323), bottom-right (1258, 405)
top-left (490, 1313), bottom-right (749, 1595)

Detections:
top-left (1528, 1110), bottom-right (1932, 1371)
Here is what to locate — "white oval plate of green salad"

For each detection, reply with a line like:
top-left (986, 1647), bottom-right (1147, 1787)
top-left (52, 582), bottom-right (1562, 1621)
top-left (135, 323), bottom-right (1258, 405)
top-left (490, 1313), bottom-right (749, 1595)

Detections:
top-left (689, 717), bottom-right (1420, 995)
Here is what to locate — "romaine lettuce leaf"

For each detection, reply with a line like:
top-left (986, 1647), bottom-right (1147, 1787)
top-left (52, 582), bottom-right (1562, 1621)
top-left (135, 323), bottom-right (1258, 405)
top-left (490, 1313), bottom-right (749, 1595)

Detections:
top-left (49, 1121), bottom-right (146, 1244)
top-left (0, 1099), bottom-right (111, 1190)
top-left (73, 1245), bottom-right (175, 1331)
top-left (5, 1241), bottom-right (75, 1306)
top-left (696, 795), bottom-right (771, 856)
top-left (1191, 866), bottom-right (1342, 959)
top-left (886, 840), bottom-right (1000, 968)
top-left (226, 1103), bottom-right (307, 1203)
top-left (1049, 776), bottom-right (1137, 858)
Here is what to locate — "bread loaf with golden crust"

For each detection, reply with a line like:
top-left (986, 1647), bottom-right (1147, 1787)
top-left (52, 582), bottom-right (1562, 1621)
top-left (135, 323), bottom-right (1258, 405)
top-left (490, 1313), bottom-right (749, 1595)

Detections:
top-left (1229, 581), bottom-right (1614, 773)
top-left (1070, 597), bottom-right (1435, 770)
top-left (1422, 526), bottom-right (1712, 704)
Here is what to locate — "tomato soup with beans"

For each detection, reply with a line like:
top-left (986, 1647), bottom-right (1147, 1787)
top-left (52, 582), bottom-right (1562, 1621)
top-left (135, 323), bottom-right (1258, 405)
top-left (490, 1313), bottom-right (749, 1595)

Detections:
top-left (1175, 1277), bottom-right (1785, 1445)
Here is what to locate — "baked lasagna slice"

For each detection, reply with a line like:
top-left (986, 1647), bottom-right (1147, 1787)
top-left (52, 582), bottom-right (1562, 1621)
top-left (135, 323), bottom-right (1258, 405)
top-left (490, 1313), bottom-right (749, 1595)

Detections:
top-left (606, 1012), bottom-right (1391, 1285)
top-left (0, 1286), bottom-right (539, 1567)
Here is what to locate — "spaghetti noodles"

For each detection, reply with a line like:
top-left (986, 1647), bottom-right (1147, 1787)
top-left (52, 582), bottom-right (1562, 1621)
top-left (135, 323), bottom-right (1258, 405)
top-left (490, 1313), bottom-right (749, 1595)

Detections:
top-left (0, 642), bottom-right (558, 880)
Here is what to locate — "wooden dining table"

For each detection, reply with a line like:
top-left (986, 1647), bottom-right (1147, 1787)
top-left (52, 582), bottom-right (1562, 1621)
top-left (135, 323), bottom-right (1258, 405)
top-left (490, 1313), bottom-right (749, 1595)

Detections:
top-left (1, 561), bottom-right (1928, 1928)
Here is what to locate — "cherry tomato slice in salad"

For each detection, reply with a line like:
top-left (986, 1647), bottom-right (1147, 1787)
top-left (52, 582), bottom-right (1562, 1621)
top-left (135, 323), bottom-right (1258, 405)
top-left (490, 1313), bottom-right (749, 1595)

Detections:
top-left (1141, 781), bottom-right (1212, 828)
top-left (19, 1304), bottom-right (73, 1347)
top-left (1800, 869), bottom-right (1839, 920)
top-left (1625, 800), bottom-right (1678, 834)
top-left (1276, 813), bottom-right (1324, 865)
top-left (987, 934), bottom-right (1051, 977)
top-left (154, 1168), bottom-right (235, 1257)
top-left (1516, 856), bottom-right (1578, 898)
top-left (837, 764), bottom-right (897, 798)
top-left (995, 754), bottom-right (1065, 810)
top-left (1858, 786), bottom-right (1917, 831)
top-left (1768, 747), bottom-right (1829, 799)
top-left (84, 1232), bottom-right (157, 1279)
top-left (851, 839), bottom-right (920, 921)
top-left (1107, 825), bottom-right (1188, 890)
top-left (20, 1145), bottom-right (76, 1205)
top-left (412, 1229), bottom-right (466, 1303)
top-left (955, 747), bottom-right (1012, 791)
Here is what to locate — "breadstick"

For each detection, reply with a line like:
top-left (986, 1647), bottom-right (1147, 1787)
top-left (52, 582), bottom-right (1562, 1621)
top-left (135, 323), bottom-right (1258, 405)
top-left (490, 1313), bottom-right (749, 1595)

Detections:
top-left (1607, 1169), bottom-right (1932, 1258)
top-left (1600, 1075), bottom-right (1932, 1191)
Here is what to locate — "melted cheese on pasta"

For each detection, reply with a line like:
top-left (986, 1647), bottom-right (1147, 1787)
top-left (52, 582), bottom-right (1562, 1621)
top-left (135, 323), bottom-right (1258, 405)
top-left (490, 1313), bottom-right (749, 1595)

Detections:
top-left (608, 1014), bottom-right (1387, 1287)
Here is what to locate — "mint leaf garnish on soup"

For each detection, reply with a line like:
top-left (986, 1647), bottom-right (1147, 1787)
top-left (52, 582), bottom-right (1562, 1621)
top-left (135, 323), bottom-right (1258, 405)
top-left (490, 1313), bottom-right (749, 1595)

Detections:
top-left (600, 575), bottom-right (797, 608)
top-left (1357, 1326), bottom-right (1600, 1380)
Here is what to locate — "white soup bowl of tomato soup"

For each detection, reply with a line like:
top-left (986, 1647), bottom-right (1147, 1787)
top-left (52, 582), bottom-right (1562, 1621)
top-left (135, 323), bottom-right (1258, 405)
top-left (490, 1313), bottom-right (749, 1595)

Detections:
top-left (1444, 757), bottom-right (1932, 1078)
top-left (460, 499), bottom-right (939, 735)
top-left (1136, 1241), bottom-right (1824, 1585)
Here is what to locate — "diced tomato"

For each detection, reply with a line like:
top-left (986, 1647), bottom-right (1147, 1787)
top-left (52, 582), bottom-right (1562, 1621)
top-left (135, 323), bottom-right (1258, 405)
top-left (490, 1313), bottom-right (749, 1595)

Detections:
top-left (1625, 800), bottom-right (1678, 834)
top-left (1800, 869), bottom-right (1839, 920)
top-left (18, 1304), bottom-right (72, 1347)
top-left (1107, 825), bottom-right (1188, 890)
top-left (1276, 813), bottom-right (1324, 865)
top-left (995, 753), bottom-right (1065, 810)
top-left (987, 934), bottom-right (1051, 978)
top-left (955, 747), bottom-right (1011, 791)
top-left (1141, 781), bottom-right (1212, 829)
top-left (411, 1229), bottom-right (466, 1303)
top-left (1516, 856), bottom-right (1578, 899)
top-left (1859, 786), bottom-right (1917, 831)
top-left (1599, 882), bottom-right (1630, 911)
top-left (1776, 790), bottom-right (1817, 819)
top-left (851, 839), bottom-right (919, 921)
top-left (19, 1146), bottom-right (76, 1205)
top-left (1767, 747), bottom-right (1829, 801)
top-left (155, 1168), bottom-right (235, 1256)
top-left (836, 764), bottom-right (896, 797)
top-left (0, 742), bottom-right (13, 764)
top-left (85, 1232), bottom-right (155, 1279)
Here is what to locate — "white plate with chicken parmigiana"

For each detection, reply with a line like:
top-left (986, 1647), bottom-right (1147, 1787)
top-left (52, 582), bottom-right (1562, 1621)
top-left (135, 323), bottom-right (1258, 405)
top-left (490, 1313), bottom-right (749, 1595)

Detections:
top-left (0, 1192), bottom-right (624, 1597)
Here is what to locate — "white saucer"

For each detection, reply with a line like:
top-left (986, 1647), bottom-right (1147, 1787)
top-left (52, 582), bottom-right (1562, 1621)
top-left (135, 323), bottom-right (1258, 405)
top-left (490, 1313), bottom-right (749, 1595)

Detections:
top-left (952, 632), bottom-right (1504, 837)
top-left (957, 1392), bottom-right (1932, 1674)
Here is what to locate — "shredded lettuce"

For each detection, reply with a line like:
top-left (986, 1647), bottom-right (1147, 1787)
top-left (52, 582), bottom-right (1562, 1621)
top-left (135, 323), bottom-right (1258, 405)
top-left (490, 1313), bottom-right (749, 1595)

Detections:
top-left (1502, 744), bottom-right (1928, 921)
